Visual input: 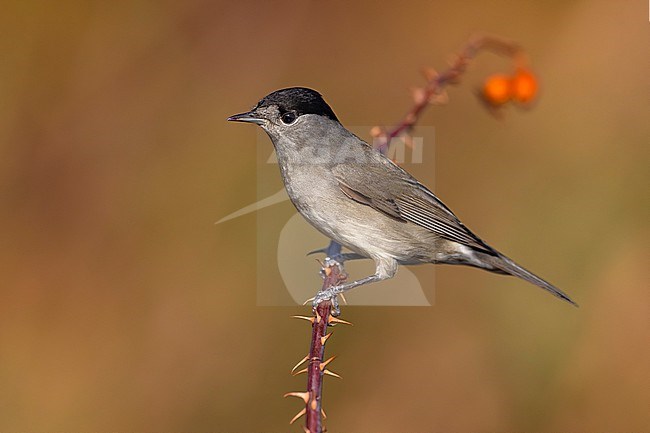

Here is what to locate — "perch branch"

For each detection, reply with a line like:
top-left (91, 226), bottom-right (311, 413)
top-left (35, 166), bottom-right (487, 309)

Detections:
top-left (288, 259), bottom-right (350, 433)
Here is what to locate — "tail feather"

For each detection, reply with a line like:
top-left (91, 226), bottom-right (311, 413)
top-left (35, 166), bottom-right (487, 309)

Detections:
top-left (478, 252), bottom-right (578, 307)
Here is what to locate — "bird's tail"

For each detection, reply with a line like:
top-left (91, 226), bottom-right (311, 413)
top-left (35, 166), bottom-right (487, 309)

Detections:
top-left (476, 252), bottom-right (578, 307)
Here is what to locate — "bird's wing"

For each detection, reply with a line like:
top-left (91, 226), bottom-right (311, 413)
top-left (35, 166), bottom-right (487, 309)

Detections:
top-left (333, 160), bottom-right (497, 255)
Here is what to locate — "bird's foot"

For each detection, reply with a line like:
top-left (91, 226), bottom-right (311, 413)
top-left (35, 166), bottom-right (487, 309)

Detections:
top-left (312, 286), bottom-right (342, 316)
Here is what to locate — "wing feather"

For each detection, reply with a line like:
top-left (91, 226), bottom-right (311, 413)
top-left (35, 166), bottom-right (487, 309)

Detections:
top-left (333, 161), bottom-right (496, 255)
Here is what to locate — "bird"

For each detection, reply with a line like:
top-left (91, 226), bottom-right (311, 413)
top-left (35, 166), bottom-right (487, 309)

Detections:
top-left (227, 87), bottom-right (577, 309)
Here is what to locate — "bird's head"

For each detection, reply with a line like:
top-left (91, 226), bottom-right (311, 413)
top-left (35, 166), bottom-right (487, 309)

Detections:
top-left (227, 87), bottom-right (340, 145)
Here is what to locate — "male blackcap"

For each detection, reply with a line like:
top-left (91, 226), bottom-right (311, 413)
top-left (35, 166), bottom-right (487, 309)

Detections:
top-left (228, 87), bottom-right (576, 309)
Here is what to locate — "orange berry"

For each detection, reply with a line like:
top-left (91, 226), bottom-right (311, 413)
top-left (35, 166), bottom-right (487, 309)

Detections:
top-left (511, 68), bottom-right (538, 104)
top-left (482, 74), bottom-right (512, 105)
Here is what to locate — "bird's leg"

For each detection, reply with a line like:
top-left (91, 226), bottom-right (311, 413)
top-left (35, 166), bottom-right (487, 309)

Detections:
top-left (313, 273), bottom-right (381, 301)
top-left (312, 257), bottom-right (398, 314)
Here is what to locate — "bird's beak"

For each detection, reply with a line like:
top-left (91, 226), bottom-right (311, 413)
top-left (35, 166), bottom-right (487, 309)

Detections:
top-left (227, 110), bottom-right (264, 125)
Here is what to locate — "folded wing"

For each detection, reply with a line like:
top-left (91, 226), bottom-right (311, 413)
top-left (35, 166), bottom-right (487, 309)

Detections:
top-left (334, 161), bottom-right (497, 255)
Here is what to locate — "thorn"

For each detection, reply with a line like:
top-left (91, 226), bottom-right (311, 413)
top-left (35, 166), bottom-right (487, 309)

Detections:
top-left (315, 312), bottom-right (322, 324)
top-left (321, 408), bottom-right (327, 419)
top-left (338, 292), bottom-right (348, 305)
top-left (292, 315), bottom-right (315, 323)
top-left (328, 316), bottom-right (353, 326)
top-left (430, 89), bottom-right (449, 105)
top-left (320, 333), bottom-right (333, 345)
top-left (411, 86), bottom-right (428, 105)
top-left (283, 391), bottom-right (310, 403)
top-left (422, 67), bottom-right (439, 82)
top-left (323, 266), bottom-right (332, 277)
top-left (292, 367), bottom-right (308, 376)
top-left (302, 297), bottom-right (315, 306)
top-left (323, 369), bottom-right (341, 379)
top-left (291, 355), bottom-right (309, 374)
top-left (302, 427), bottom-right (310, 433)
top-left (319, 355), bottom-right (336, 371)
top-left (310, 399), bottom-right (318, 410)
top-left (369, 126), bottom-right (384, 138)
top-left (289, 408), bottom-right (306, 425)
top-left (405, 113), bottom-right (417, 125)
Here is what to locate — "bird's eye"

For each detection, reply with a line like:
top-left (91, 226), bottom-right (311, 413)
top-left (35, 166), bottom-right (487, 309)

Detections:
top-left (281, 111), bottom-right (297, 124)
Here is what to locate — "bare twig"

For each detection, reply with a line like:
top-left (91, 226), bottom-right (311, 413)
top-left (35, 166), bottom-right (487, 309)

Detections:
top-left (373, 34), bottom-right (525, 153)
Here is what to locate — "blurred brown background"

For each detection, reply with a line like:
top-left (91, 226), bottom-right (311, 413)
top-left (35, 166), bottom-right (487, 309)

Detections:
top-left (1, 1), bottom-right (648, 432)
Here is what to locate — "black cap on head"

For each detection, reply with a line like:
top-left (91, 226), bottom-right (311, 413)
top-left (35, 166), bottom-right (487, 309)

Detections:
top-left (256, 87), bottom-right (338, 121)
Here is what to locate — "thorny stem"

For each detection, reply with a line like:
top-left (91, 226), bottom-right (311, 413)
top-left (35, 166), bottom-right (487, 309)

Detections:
top-left (304, 260), bottom-right (345, 433)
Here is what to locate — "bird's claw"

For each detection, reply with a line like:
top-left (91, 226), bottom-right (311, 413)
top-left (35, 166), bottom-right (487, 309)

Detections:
top-left (312, 286), bottom-right (342, 316)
